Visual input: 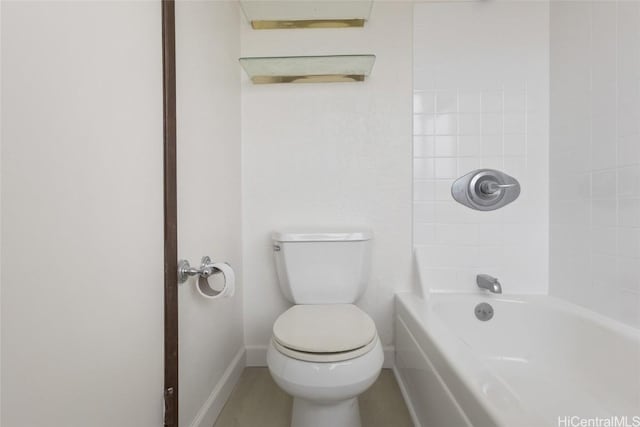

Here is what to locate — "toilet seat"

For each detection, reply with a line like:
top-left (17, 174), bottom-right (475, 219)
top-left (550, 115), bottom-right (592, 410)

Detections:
top-left (272, 336), bottom-right (378, 363)
top-left (273, 304), bottom-right (378, 362)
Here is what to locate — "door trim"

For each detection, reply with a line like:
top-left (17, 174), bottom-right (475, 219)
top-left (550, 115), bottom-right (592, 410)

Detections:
top-left (162, 0), bottom-right (178, 426)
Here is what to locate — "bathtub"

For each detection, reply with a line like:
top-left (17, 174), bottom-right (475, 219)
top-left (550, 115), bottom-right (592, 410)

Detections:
top-left (394, 292), bottom-right (640, 427)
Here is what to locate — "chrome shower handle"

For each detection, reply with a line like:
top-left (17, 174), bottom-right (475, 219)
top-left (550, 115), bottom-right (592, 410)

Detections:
top-left (451, 169), bottom-right (521, 211)
top-left (480, 181), bottom-right (518, 194)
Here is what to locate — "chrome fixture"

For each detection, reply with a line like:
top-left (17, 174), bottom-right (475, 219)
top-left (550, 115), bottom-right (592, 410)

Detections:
top-left (178, 256), bottom-right (223, 284)
top-left (451, 169), bottom-right (520, 211)
top-left (476, 274), bottom-right (502, 294)
top-left (474, 302), bottom-right (494, 321)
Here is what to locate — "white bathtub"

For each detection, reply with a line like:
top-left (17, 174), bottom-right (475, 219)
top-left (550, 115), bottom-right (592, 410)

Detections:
top-left (394, 292), bottom-right (640, 427)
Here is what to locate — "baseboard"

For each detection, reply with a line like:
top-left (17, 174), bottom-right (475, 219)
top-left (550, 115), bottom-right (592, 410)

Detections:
top-left (393, 365), bottom-right (421, 427)
top-left (382, 345), bottom-right (394, 368)
top-left (245, 345), bottom-right (268, 367)
top-left (189, 347), bottom-right (246, 427)
top-left (245, 344), bottom-right (395, 368)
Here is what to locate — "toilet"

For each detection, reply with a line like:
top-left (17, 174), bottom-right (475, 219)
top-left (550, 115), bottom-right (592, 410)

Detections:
top-left (266, 230), bottom-right (383, 427)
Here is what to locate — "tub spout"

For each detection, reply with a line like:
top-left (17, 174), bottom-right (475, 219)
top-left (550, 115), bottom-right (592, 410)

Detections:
top-left (477, 274), bottom-right (502, 294)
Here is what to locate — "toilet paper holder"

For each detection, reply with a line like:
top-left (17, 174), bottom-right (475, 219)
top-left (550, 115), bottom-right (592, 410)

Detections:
top-left (178, 256), bottom-right (226, 284)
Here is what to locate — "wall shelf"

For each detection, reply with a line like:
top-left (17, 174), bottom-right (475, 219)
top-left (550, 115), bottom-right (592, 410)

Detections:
top-left (240, 1), bottom-right (373, 29)
top-left (239, 55), bottom-right (376, 84)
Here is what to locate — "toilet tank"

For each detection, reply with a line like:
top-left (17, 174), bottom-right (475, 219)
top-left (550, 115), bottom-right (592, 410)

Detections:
top-left (272, 230), bottom-right (373, 304)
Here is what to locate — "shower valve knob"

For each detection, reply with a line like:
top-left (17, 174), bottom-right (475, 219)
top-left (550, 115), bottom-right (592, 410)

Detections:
top-left (451, 169), bottom-right (520, 211)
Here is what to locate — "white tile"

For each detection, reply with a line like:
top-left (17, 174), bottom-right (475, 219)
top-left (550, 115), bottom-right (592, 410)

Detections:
top-left (551, 224), bottom-right (589, 256)
top-left (480, 156), bottom-right (504, 170)
top-left (503, 112), bottom-right (526, 134)
top-left (481, 135), bottom-right (503, 157)
top-left (617, 228), bottom-right (640, 259)
top-left (456, 270), bottom-right (484, 291)
top-left (458, 114), bottom-right (481, 135)
top-left (459, 92), bottom-right (481, 113)
top-left (617, 103), bottom-right (640, 139)
top-left (458, 135), bottom-right (481, 156)
top-left (591, 2), bottom-right (617, 86)
top-left (617, 165), bottom-right (640, 198)
top-left (435, 223), bottom-right (479, 245)
top-left (503, 157), bottom-right (527, 179)
top-left (439, 245), bottom-right (479, 269)
top-left (550, 172), bottom-right (570, 201)
top-left (616, 2), bottom-right (640, 82)
top-left (591, 226), bottom-right (617, 256)
top-left (527, 113), bottom-right (548, 139)
top-left (435, 114), bottom-right (457, 135)
top-left (414, 202), bottom-right (435, 223)
top-left (587, 282), bottom-right (619, 318)
top-left (413, 114), bottom-right (435, 135)
top-left (414, 91), bottom-right (435, 114)
top-left (618, 135), bottom-right (640, 166)
top-left (434, 136), bottom-right (457, 157)
top-left (503, 134), bottom-right (527, 157)
top-left (618, 198), bottom-right (640, 228)
top-left (617, 290), bottom-right (640, 326)
top-left (413, 136), bottom-right (435, 158)
top-left (473, 245), bottom-right (505, 269)
top-left (418, 245), bottom-right (478, 269)
top-left (435, 92), bottom-right (457, 114)
top-left (592, 199), bottom-right (617, 227)
top-left (419, 268), bottom-right (458, 291)
top-left (502, 224), bottom-right (532, 247)
top-left (617, 258), bottom-right (640, 292)
top-left (414, 223), bottom-right (435, 245)
top-left (414, 180), bottom-right (435, 201)
top-left (481, 114), bottom-right (503, 135)
top-left (414, 158), bottom-right (435, 179)
top-left (503, 91), bottom-right (526, 113)
top-left (434, 201), bottom-right (475, 224)
top-left (591, 135), bottom-right (618, 170)
top-left (477, 224), bottom-right (504, 246)
top-left (412, 1), bottom-right (550, 297)
top-left (553, 200), bottom-right (590, 226)
top-left (482, 91), bottom-right (502, 113)
top-left (563, 147), bottom-right (592, 174)
top-left (457, 157), bottom-right (481, 175)
top-left (591, 169), bottom-right (617, 199)
top-left (434, 180), bottom-right (453, 201)
top-left (434, 158), bottom-right (457, 179)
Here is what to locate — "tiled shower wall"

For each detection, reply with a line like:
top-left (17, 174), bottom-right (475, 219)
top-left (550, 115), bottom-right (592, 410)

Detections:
top-left (549, 1), bottom-right (640, 328)
top-left (413, 2), bottom-right (550, 294)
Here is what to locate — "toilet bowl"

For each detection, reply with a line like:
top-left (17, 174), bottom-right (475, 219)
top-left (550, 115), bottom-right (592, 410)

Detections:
top-left (267, 304), bottom-right (384, 427)
top-left (267, 230), bottom-right (381, 427)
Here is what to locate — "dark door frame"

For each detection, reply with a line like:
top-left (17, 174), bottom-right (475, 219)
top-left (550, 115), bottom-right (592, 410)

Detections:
top-left (162, 0), bottom-right (178, 426)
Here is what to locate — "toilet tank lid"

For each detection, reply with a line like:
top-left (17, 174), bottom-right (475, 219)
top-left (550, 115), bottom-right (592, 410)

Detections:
top-left (272, 229), bottom-right (373, 242)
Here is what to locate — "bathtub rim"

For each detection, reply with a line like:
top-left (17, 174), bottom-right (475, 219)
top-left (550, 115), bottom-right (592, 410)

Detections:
top-left (395, 292), bottom-right (506, 426)
top-left (394, 291), bottom-right (640, 427)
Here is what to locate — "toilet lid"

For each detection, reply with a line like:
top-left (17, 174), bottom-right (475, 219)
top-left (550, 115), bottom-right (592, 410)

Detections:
top-left (273, 304), bottom-right (377, 353)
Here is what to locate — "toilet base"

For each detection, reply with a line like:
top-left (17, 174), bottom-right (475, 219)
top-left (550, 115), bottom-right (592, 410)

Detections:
top-left (291, 397), bottom-right (361, 427)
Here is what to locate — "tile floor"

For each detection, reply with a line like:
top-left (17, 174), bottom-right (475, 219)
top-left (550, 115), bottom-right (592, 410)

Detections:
top-left (213, 368), bottom-right (414, 427)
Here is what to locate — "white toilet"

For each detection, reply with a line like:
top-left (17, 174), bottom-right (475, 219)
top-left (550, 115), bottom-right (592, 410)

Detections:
top-left (266, 230), bottom-right (383, 427)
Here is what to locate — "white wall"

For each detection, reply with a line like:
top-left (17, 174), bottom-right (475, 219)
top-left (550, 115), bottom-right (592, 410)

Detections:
top-left (549, 1), bottom-right (640, 328)
top-left (413, 1), bottom-right (550, 295)
top-left (241, 2), bottom-right (413, 363)
top-left (176, 1), bottom-right (244, 426)
top-left (1, 2), bottom-right (164, 426)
